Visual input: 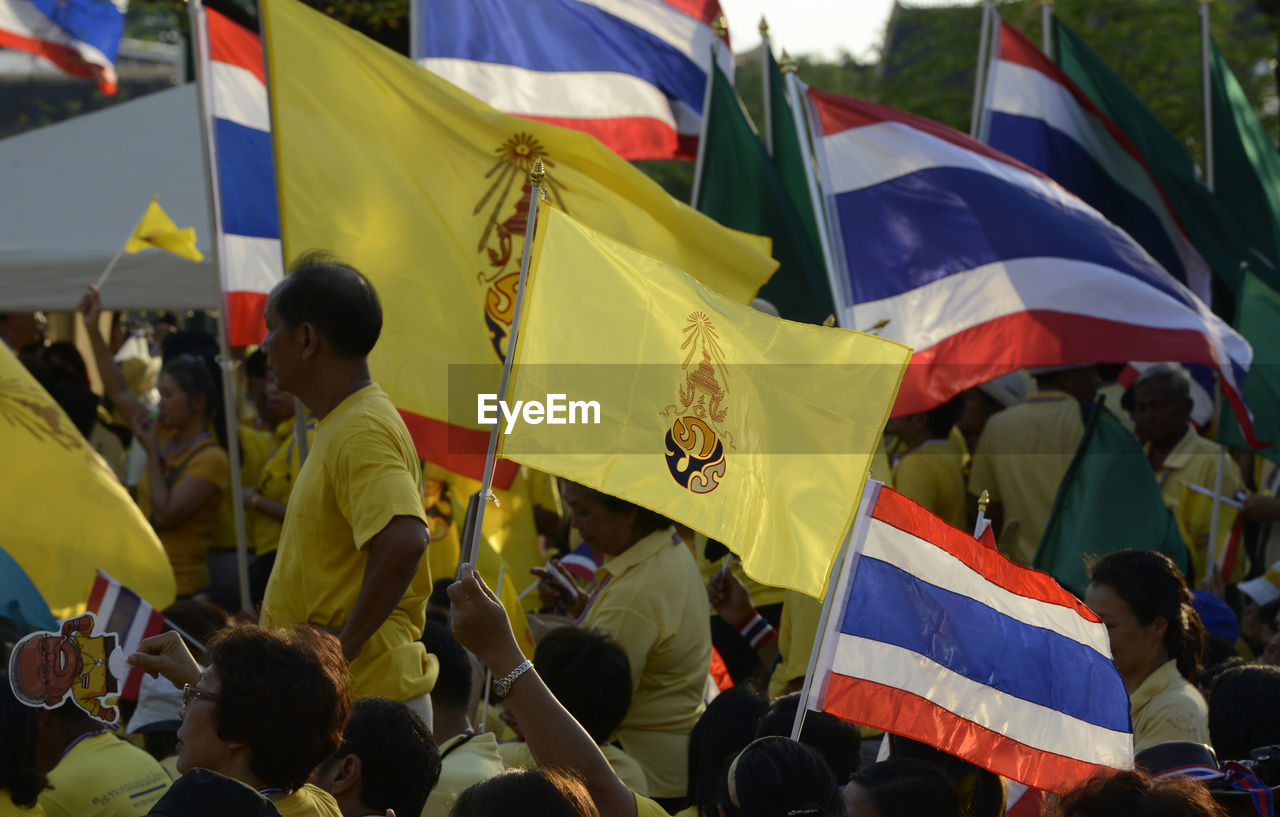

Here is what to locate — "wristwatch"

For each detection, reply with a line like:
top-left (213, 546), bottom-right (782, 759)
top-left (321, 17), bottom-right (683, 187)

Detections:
top-left (491, 659), bottom-right (533, 700)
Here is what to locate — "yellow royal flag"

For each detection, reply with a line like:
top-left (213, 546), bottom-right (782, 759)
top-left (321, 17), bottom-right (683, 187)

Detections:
top-left (261, 0), bottom-right (778, 483)
top-left (124, 197), bottom-right (204, 262)
top-left (0, 346), bottom-right (176, 618)
top-left (498, 207), bottom-right (912, 598)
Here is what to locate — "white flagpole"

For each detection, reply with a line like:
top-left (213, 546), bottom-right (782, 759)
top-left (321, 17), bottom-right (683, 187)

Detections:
top-left (973, 490), bottom-right (990, 538)
top-left (1200, 0), bottom-right (1215, 192)
top-left (790, 481), bottom-right (883, 740)
top-left (689, 21), bottom-right (725, 208)
top-left (461, 160), bottom-right (546, 572)
top-left (784, 67), bottom-right (847, 326)
top-left (190, 0), bottom-right (252, 613)
top-left (970, 0), bottom-right (994, 138)
top-left (1206, 448), bottom-right (1226, 582)
top-left (760, 16), bottom-right (774, 156)
top-left (1041, 0), bottom-right (1054, 58)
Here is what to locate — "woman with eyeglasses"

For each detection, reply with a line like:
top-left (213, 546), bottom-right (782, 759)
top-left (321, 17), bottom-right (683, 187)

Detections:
top-left (128, 625), bottom-right (349, 817)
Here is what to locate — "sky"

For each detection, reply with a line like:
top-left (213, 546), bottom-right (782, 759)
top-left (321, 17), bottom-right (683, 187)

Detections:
top-left (717, 0), bottom-right (967, 62)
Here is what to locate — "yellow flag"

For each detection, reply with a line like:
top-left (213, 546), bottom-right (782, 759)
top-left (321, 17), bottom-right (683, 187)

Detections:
top-left (1174, 484), bottom-right (1247, 585)
top-left (124, 197), bottom-right (204, 262)
top-left (261, 0), bottom-right (778, 482)
top-left (498, 207), bottom-right (912, 598)
top-left (0, 346), bottom-right (176, 618)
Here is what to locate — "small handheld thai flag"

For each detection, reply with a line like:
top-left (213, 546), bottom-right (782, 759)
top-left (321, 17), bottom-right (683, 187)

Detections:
top-left (804, 483), bottom-right (1132, 794)
top-left (86, 570), bottom-right (165, 701)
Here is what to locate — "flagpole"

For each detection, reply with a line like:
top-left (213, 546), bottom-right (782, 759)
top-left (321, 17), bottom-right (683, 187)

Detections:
top-left (760, 16), bottom-right (773, 156)
top-left (973, 489), bottom-right (990, 538)
top-left (970, 0), bottom-right (994, 138)
top-left (190, 0), bottom-right (253, 613)
top-left (1206, 448), bottom-right (1226, 582)
top-left (790, 481), bottom-right (882, 741)
top-left (461, 159), bottom-right (545, 572)
top-left (784, 65), bottom-right (847, 326)
top-left (1200, 0), bottom-right (1215, 192)
top-left (689, 19), bottom-right (726, 208)
top-left (1040, 0), bottom-right (1053, 58)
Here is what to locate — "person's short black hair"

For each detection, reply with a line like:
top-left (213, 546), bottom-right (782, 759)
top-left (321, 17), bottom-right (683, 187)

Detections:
top-left (421, 620), bottom-right (471, 712)
top-left (244, 349), bottom-right (269, 380)
top-left (160, 329), bottom-right (218, 364)
top-left (331, 697), bottom-right (440, 817)
top-left (207, 625), bottom-right (350, 791)
top-left (685, 685), bottom-right (770, 817)
top-left (273, 251), bottom-right (382, 359)
top-left (1210, 663), bottom-right (1280, 761)
top-left (755, 693), bottom-right (862, 784)
top-left (852, 758), bottom-right (959, 817)
top-left (925, 395), bottom-right (964, 439)
top-left (719, 737), bottom-right (843, 817)
top-left (534, 628), bottom-right (631, 744)
top-left (453, 767), bottom-right (597, 817)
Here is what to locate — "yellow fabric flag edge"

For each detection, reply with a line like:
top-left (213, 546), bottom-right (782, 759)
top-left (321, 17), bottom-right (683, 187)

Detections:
top-left (124, 197), bottom-right (205, 262)
top-left (500, 204), bottom-right (912, 599)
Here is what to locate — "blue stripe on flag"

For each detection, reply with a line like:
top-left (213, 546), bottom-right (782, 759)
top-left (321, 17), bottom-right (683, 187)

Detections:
top-left (832, 165), bottom-right (1191, 308)
top-left (842, 556), bottom-right (1131, 733)
top-left (214, 119), bottom-right (280, 239)
top-left (105, 586), bottom-right (140, 642)
top-left (987, 112), bottom-right (1188, 282)
top-left (29, 0), bottom-right (125, 61)
top-left (419, 0), bottom-right (706, 112)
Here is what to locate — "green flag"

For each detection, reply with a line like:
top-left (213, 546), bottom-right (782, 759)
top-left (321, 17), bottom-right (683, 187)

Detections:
top-left (1035, 400), bottom-right (1188, 597)
top-left (766, 48), bottom-right (824, 267)
top-left (1220, 269), bottom-right (1280, 462)
top-left (694, 61), bottom-right (834, 325)
top-left (1054, 19), bottom-right (1260, 301)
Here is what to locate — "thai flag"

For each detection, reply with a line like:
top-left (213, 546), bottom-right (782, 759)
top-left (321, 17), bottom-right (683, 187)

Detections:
top-left (803, 85), bottom-right (1260, 443)
top-left (0, 0), bottom-right (125, 93)
top-left (983, 21), bottom-right (1213, 305)
top-left (805, 484), bottom-right (1132, 794)
top-left (193, 4), bottom-right (283, 347)
top-left (412, 0), bottom-right (732, 162)
top-left (86, 570), bottom-right (165, 701)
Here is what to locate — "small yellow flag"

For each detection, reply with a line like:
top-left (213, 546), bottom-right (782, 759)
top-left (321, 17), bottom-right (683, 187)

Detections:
top-left (498, 207), bottom-right (913, 599)
top-left (124, 197), bottom-right (204, 262)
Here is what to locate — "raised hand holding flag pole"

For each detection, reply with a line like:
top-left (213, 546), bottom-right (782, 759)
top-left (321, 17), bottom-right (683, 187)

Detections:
top-left (96, 197), bottom-right (205, 290)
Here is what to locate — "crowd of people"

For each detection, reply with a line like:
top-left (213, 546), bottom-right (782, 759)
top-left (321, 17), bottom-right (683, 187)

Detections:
top-left (5, 254), bottom-right (1280, 817)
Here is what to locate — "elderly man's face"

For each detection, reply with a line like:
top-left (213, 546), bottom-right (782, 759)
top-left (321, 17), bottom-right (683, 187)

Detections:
top-left (16, 635), bottom-right (81, 702)
top-left (1131, 381), bottom-right (1190, 445)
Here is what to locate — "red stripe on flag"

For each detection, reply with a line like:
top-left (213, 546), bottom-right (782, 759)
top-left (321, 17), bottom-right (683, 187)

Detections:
top-left (0, 29), bottom-right (115, 93)
top-left (122, 610), bottom-right (167, 701)
top-left (807, 87), bottom-right (1038, 176)
top-left (207, 7), bottom-right (265, 84)
top-left (225, 291), bottom-right (268, 348)
top-left (397, 409), bottom-right (519, 489)
top-left (822, 673), bottom-right (1113, 794)
top-left (86, 572), bottom-right (110, 613)
top-left (514, 114), bottom-right (697, 163)
top-left (872, 487), bottom-right (1102, 622)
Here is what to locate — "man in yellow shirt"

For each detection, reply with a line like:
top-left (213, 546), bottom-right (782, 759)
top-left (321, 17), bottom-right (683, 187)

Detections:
top-left (969, 365), bottom-right (1099, 565)
top-left (1132, 364), bottom-right (1246, 585)
top-left (259, 252), bottom-right (436, 716)
top-left (887, 396), bottom-right (967, 528)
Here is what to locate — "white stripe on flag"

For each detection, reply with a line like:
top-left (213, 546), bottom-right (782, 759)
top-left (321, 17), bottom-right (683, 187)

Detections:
top-left (573, 0), bottom-right (728, 74)
top-left (122, 603), bottom-right (152, 654)
top-left (210, 61), bottom-right (269, 132)
top-left (831, 633), bottom-right (1133, 766)
top-left (419, 59), bottom-right (700, 135)
top-left (0, 0), bottom-right (113, 70)
top-left (862, 518), bottom-right (1112, 656)
top-left (96, 581), bottom-right (120, 622)
top-left (222, 234), bottom-right (284, 293)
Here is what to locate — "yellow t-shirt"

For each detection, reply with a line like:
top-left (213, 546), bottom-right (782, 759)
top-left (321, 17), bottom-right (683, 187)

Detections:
top-left (137, 432), bottom-right (229, 597)
top-left (1152, 425), bottom-right (1247, 585)
top-left (891, 439), bottom-right (968, 529)
top-left (968, 391), bottom-right (1085, 565)
top-left (261, 384), bottom-right (437, 702)
top-left (210, 424), bottom-right (274, 551)
top-left (274, 784), bottom-right (343, 817)
top-left (39, 732), bottom-right (170, 817)
top-left (581, 528), bottom-right (711, 799)
top-left (497, 740), bottom-right (650, 795)
top-left (251, 417), bottom-right (316, 557)
top-left (1129, 659), bottom-right (1209, 753)
top-left (0, 792), bottom-right (45, 816)
top-left (769, 589), bottom-right (822, 698)
top-left (421, 732), bottom-right (507, 817)
top-left (636, 793), bottom-right (671, 817)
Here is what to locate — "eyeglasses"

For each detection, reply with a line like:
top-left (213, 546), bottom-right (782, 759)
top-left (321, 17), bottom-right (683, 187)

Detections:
top-left (182, 684), bottom-right (221, 707)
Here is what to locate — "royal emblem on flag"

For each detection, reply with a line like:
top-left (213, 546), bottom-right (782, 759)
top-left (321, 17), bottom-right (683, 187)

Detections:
top-left (661, 311), bottom-right (731, 493)
top-left (475, 133), bottom-right (566, 361)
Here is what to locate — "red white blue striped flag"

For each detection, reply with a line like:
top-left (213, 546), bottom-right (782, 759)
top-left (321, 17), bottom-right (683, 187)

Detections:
top-left (803, 85), bottom-right (1260, 444)
top-left (86, 570), bottom-right (165, 701)
top-left (193, 3), bottom-right (284, 347)
top-left (412, 0), bottom-right (733, 162)
top-left (804, 484), bottom-right (1132, 793)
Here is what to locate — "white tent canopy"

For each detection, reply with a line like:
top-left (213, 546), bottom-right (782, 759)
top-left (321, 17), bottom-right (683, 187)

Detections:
top-left (0, 84), bottom-right (220, 311)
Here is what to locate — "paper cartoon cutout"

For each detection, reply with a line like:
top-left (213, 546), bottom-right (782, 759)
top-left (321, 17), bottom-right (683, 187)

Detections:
top-left (9, 611), bottom-right (128, 724)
